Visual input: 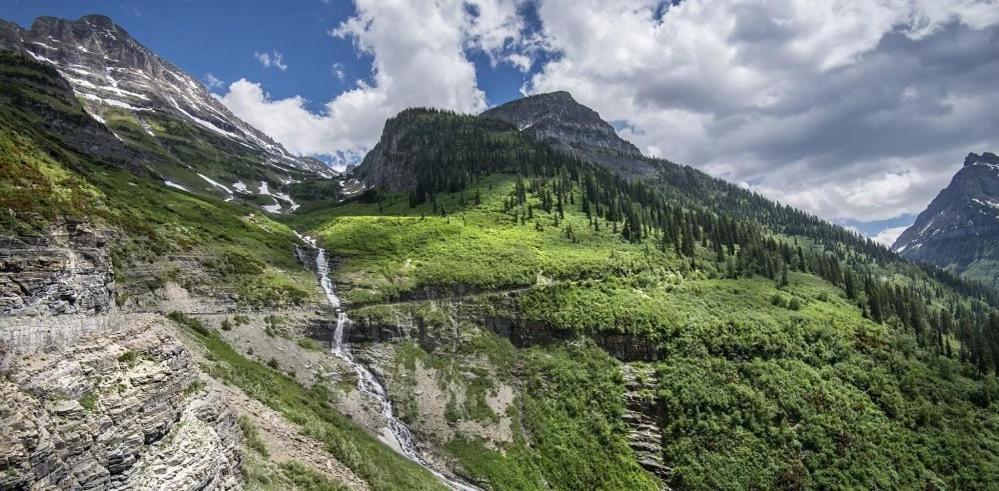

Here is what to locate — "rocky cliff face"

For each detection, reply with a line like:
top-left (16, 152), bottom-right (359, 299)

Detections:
top-left (481, 91), bottom-right (661, 179)
top-left (0, 314), bottom-right (241, 490)
top-left (0, 224), bottom-right (240, 489)
top-left (0, 14), bottom-right (333, 206)
top-left (0, 222), bottom-right (121, 356)
top-left (621, 364), bottom-right (671, 485)
top-left (892, 152), bottom-right (999, 284)
top-left (0, 222), bottom-right (113, 318)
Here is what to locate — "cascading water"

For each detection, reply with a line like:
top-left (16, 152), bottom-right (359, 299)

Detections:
top-left (312, 247), bottom-right (479, 491)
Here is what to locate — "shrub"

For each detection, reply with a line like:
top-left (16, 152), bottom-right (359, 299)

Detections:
top-left (788, 297), bottom-right (802, 310)
top-left (238, 416), bottom-right (269, 457)
top-left (117, 350), bottom-right (139, 365)
top-left (168, 311), bottom-right (210, 336)
top-left (79, 392), bottom-right (98, 411)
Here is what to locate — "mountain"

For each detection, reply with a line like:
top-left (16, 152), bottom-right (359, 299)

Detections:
top-left (5, 16), bottom-right (999, 489)
top-left (480, 91), bottom-right (660, 179)
top-left (319, 103), bottom-right (999, 489)
top-left (893, 151), bottom-right (999, 285)
top-left (0, 14), bottom-right (334, 211)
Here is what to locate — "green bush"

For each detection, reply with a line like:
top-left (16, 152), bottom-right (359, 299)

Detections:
top-left (239, 415), bottom-right (269, 458)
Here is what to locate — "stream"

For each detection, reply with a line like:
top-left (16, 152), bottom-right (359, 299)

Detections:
top-left (311, 247), bottom-right (480, 491)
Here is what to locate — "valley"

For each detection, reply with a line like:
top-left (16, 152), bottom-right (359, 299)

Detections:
top-left (2, 12), bottom-right (999, 491)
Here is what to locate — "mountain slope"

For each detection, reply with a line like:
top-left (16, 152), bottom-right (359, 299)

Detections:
top-left (480, 91), bottom-right (658, 179)
top-left (305, 106), bottom-right (999, 489)
top-left (0, 14), bottom-right (334, 210)
top-left (893, 152), bottom-right (999, 285)
top-left (0, 51), bottom-right (450, 490)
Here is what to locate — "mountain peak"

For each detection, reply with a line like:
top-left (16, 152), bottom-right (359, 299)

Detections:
top-left (0, 13), bottom-right (333, 207)
top-left (964, 151), bottom-right (999, 167)
top-left (523, 90), bottom-right (576, 102)
top-left (481, 91), bottom-right (659, 178)
top-left (79, 14), bottom-right (115, 26)
top-left (893, 151), bottom-right (999, 279)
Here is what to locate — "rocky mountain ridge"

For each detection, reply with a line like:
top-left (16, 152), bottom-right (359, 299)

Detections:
top-left (892, 151), bottom-right (999, 284)
top-left (481, 91), bottom-right (663, 180)
top-left (0, 14), bottom-right (333, 210)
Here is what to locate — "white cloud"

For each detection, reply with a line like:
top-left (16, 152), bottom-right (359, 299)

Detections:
top-left (222, 0), bottom-right (524, 168)
top-left (524, 0), bottom-right (999, 222)
top-left (219, 0), bottom-right (998, 224)
top-left (204, 73), bottom-right (224, 89)
top-left (872, 226), bottom-right (910, 247)
top-left (254, 50), bottom-right (288, 71)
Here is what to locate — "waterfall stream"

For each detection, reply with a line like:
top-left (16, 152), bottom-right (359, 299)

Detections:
top-left (311, 247), bottom-right (479, 491)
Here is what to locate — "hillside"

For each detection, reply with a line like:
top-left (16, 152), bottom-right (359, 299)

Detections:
top-left (296, 107), bottom-right (999, 489)
top-left (0, 14), bottom-right (337, 211)
top-left (0, 51), bottom-right (448, 490)
top-left (4, 24), bottom-right (999, 490)
top-left (894, 152), bottom-right (999, 286)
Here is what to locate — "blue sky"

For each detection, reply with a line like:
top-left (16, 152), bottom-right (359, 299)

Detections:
top-left (4, 0), bottom-right (532, 111)
top-left (5, 1), bottom-right (999, 245)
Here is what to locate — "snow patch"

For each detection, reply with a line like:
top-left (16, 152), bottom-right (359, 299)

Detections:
top-left (262, 199), bottom-right (282, 213)
top-left (24, 50), bottom-right (59, 65)
top-left (168, 96), bottom-right (244, 141)
top-left (232, 181), bottom-right (249, 193)
top-left (77, 92), bottom-right (153, 112)
top-left (164, 181), bottom-right (189, 192)
top-left (29, 41), bottom-right (57, 51)
top-left (272, 191), bottom-right (300, 212)
top-left (197, 173), bottom-right (233, 194)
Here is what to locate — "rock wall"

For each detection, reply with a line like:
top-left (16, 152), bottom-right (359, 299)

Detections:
top-left (0, 223), bottom-right (119, 355)
top-left (0, 314), bottom-right (241, 490)
top-left (621, 364), bottom-right (671, 486)
top-left (0, 222), bottom-right (114, 318)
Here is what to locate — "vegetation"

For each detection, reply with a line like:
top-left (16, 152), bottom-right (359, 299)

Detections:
top-left (7, 47), bottom-right (999, 490)
top-left (239, 415), bottom-right (270, 458)
top-left (173, 316), bottom-right (445, 490)
top-left (0, 52), bottom-right (315, 308)
top-left (296, 108), bottom-right (999, 489)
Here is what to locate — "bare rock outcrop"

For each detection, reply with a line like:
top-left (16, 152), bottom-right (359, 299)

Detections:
top-left (621, 364), bottom-right (672, 487)
top-left (0, 222), bottom-right (113, 318)
top-left (0, 314), bottom-right (241, 490)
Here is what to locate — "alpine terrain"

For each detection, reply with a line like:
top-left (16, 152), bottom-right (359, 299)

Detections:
top-left (3, 13), bottom-right (999, 491)
top-left (893, 152), bottom-right (999, 287)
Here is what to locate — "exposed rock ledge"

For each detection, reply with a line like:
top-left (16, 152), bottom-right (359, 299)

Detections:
top-left (0, 222), bottom-right (114, 318)
top-left (0, 314), bottom-right (241, 490)
top-left (0, 223), bottom-right (118, 355)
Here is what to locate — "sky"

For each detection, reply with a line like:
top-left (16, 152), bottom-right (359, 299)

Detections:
top-left (4, 0), bottom-right (999, 245)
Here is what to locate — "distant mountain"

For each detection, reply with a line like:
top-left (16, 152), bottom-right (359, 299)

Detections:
top-left (893, 152), bottom-right (999, 285)
top-left (481, 91), bottom-right (661, 180)
top-left (0, 14), bottom-right (334, 211)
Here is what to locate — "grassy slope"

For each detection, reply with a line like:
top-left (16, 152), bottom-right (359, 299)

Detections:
top-left (170, 313), bottom-right (443, 490)
top-left (297, 175), bottom-right (999, 490)
top-left (0, 56), bottom-right (314, 307)
top-left (0, 54), bottom-right (455, 490)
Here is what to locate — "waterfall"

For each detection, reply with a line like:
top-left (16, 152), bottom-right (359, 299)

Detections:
top-left (311, 247), bottom-right (479, 491)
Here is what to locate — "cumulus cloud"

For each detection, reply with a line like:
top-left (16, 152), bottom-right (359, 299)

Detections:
top-left (220, 0), bottom-right (998, 230)
top-left (873, 226), bottom-right (910, 246)
top-left (525, 0), bottom-right (999, 223)
top-left (222, 0), bottom-right (525, 168)
top-left (254, 50), bottom-right (288, 71)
